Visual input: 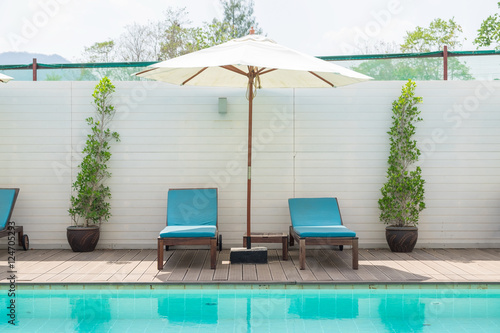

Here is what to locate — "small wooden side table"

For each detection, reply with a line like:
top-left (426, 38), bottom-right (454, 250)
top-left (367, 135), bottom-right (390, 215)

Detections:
top-left (243, 232), bottom-right (288, 260)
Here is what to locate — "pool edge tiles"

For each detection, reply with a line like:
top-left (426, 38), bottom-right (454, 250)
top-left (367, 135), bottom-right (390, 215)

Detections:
top-left (1, 282), bottom-right (500, 291)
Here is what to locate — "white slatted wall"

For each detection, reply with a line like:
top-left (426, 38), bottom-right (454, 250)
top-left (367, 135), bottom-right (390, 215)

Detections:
top-left (1, 80), bottom-right (499, 249)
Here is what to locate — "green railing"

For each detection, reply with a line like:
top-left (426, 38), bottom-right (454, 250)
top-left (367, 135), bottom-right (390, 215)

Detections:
top-left (1, 48), bottom-right (500, 81)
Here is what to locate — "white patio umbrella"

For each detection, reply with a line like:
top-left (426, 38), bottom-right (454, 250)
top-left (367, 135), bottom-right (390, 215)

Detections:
top-left (0, 73), bottom-right (14, 83)
top-left (136, 31), bottom-right (372, 249)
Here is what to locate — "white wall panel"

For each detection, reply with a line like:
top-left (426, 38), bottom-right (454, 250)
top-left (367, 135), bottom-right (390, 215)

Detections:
top-left (1, 80), bottom-right (500, 249)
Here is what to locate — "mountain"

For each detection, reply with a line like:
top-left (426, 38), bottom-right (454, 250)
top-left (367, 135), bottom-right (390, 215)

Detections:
top-left (0, 52), bottom-right (70, 65)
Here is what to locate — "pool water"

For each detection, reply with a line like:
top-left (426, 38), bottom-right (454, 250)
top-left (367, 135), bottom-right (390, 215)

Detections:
top-left (1, 285), bottom-right (500, 332)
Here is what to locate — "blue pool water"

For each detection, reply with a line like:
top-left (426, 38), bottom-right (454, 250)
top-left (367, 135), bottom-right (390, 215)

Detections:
top-left (1, 284), bottom-right (500, 332)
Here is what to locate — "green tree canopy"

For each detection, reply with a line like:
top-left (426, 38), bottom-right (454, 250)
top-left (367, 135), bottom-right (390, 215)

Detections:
top-left (474, 2), bottom-right (500, 49)
top-left (219, 0), bottom-right (263, 38)
top-left (83, 40), bottom-right (116, 63)
top-left (81, 2), bottom-right (265, 62)
top-left (401, 18), bottom-right (464, 52)
top-left (352, 17), bottom-right (472, 81)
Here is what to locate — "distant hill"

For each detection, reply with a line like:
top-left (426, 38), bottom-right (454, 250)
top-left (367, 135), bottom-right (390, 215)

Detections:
top-left (0, 52), bottom-right (70, 65)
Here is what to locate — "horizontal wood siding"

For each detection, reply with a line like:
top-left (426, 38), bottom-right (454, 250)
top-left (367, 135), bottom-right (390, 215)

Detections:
top-left (1, 80), bottom-right (499, 248)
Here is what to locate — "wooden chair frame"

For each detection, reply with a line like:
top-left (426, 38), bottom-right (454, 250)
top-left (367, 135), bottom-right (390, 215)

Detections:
top-left (289, 226), bottom-right (358, 270)
top-left (0, 188), bottom-right (29, 251)
top-left (288, 198), bottom-right (358, 270)
top-left (157, 188), bottom-right (220, 270)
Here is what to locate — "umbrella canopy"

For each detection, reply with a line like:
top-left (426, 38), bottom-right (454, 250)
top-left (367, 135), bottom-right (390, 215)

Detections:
top-left (136, 34), bottom-right (370, 88)
top-left (136, 32), bottom-right (372, 248)
top-left (0, 73), bottom-right (14, 83)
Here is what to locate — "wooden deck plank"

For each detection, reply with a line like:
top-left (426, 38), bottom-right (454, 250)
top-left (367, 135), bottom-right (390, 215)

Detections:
top-left (450, 249), bottom-right (500, 274)
top-left (14, 250), bottom-right (80, 282)
top-left (368, 249), bottom-right (423, 281)
top-left (256, 261), bottom-right (272, 281)
top-left (2, 248), bottom-right (500, 284)
top-left (304, 253), bottom-right (331, 281)
top-left (122, 250), bottom-right (157, 282)
top-left (408, 249), bottom-right (469, 277)
top-left (80, 250), bottom-right (139, 282)
top-left (430, 249), bottom-right (490, 276)
top-left (242, 264), bottom-right (257, 281)
top-left (316, 249), bottom-right (349, 281)
top-left (198, 250), bottom-right (216, 281)
top-left (26, 251), bottom-right (80, 274)
top-left (267, 250), bottom-right (287, 281)
top-left (154, 250), bottom-right (185, 282)
top-left (41, 251), bottom-right (113, 282)
top-left (326, 249), bottom-right (363, 281)
top-left (228, 262), bottom-right (243, 281)
top-left (357, 250), bottom-right (391, 282)
top-left (213, 250), bottom-right (229, 281)
top-left (41, 250), bottom-right (122, 283)
top-left (279, 249), bottom-right (302, 281)
top-left (419, 249), bottom-right (473, 276)
top-left (107, 250), bottom-right (152, 282)
top-left (168, 250), bottom-right (197, 281)
top-left (183, 250), bottom-right (208, 281)
top-left (16, 249), bottom-right (65, 273)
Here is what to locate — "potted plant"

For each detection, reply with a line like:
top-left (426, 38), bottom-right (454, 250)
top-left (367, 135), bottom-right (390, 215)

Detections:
top-left (378, 79), bottom-right (425, 252)
top-left (67, 77), bottom-right (120, 252)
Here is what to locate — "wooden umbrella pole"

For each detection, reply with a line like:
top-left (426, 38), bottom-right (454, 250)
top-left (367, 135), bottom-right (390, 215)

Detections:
top-left (246, 71), bottom-right (255, 249)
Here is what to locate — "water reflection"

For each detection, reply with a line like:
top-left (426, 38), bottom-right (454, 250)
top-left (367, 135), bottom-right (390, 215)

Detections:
top-left (2, 287), bottom-right (500, 332)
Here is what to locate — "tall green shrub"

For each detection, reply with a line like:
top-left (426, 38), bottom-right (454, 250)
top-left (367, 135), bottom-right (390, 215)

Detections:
top-left (379, 79), bottom-right (425, 227)
top-left (69, 77), bottom-right (120, 227)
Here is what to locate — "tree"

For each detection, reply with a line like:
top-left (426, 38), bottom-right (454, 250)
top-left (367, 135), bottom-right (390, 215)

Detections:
top-left (379, 80), bottom-right (425, 227)
top-left (69, 77), bottom-right (120, 227)
top-left (80, 3), bottom-right (265, 63)
top-left (82, 40), bottom-right (116, 63)
top-left (399, 18), bottom-right (471, 80)
top-left (188, 20), bottom-right (233, 51)
top-left (401, 18), bottom-right (464, 52)
top-left (474, 2), bottom-right (500, 49)
top-left (119, 23), bottom-right (152, 62)
top-left (158, 7), bottom-right (200, 60)
top-left (352, 18), bottom-right (472, 80)
top-left (220, 0), bottom-right (263, 38)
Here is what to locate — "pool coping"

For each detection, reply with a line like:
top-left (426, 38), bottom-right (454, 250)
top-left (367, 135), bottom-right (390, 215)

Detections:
top-left (2, 281), bottom-right (500, 290)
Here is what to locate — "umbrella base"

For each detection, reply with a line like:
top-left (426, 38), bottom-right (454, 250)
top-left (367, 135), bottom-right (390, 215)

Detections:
top-left (230, 247), bottom-right (268, 264)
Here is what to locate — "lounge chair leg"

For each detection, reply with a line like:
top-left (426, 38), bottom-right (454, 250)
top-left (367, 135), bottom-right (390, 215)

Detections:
top-left (299, 239), bottom-right (306, 270)
top-left (352, 238), bottom-right (359, 270)
top-left (289, 226), bottom-right (294, 247)
top-left (17, 226), bottom-right (23, 246)
top-left (210, 238), bottom-right (217, 269)
top-left (157, 239), bottom-right (164, 270)
top-left (282, 235), bottom-right (288, 261)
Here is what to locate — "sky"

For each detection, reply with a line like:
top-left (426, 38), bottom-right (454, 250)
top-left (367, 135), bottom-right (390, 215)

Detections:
top-left (0, 0), bottom-right (498, 62)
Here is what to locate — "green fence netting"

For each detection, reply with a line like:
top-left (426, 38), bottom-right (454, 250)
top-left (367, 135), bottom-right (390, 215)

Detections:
top-left (1, 51), bottom-right (500, 81)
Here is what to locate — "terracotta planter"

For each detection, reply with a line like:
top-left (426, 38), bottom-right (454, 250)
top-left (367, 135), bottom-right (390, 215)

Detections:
top-left (67, 226), bottom-right (100, 252)
top-left (385, 226), bottom-right (418, 253)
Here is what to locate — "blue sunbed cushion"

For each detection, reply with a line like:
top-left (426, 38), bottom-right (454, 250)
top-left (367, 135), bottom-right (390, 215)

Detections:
top-left (293, 226), bottom-right (356, 238)
top-left (0, 189), bottom-right (16, 230)
top-left (288, 198), bottom-right (343, 227)
top-left (159, 225), bottom-right (216, 238)
top-left (167, 189), bottom-right (217, 226)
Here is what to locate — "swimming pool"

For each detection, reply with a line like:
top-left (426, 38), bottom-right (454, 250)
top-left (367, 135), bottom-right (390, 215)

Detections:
top-left (1, 284), bottom-right (500, 332)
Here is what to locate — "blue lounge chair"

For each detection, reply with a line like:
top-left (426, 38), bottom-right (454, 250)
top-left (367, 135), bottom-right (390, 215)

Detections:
top-left (0, 188), bottom-right (29, 250)
top-left (288, 197), bottom-right (358, 270)
top-left (157, 188), bottom-right (221, 270)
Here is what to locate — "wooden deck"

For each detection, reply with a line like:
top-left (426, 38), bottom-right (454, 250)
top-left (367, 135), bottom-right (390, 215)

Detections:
top-left (1, 247), bottom-right (500, 284)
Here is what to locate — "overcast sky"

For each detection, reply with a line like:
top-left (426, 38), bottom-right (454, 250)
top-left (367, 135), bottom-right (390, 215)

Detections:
top-left (0, 0), bottom-right (497, 61)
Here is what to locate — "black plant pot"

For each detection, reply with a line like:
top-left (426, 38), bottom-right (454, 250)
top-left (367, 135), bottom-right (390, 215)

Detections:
top-left (385, 226), bottom-right (418, 253)
top-left (67, 226), bottom-right (100, 252)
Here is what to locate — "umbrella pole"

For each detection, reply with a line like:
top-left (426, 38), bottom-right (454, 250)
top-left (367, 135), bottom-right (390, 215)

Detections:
top-left (246, 74), bottom-right (254, 250)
